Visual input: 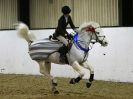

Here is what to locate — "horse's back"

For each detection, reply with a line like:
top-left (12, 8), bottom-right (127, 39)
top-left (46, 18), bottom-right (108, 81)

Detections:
top-left (29, 38), bottom-right (62, 60)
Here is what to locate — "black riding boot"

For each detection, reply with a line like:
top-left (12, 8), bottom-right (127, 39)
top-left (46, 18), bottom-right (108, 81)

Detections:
top-left (58, 45), bottom-right (68, 62)
top-left (58, 43), bottom-right (71, 63)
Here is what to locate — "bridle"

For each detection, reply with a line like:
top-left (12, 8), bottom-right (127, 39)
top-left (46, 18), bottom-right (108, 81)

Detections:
top-left (85, 26), bottom-right (106, 45)
top-left (91, 31), bottom-right (106, 45)
top-left (72, 26), bottom-right (106, 52)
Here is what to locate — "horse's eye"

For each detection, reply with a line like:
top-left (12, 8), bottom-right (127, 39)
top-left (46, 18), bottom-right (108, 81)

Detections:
top-left (96, 32), bottom-right (99, 34)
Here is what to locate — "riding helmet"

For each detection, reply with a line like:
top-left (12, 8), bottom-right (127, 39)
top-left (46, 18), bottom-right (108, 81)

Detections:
top-left (62, 6), bottom-right (71, 14)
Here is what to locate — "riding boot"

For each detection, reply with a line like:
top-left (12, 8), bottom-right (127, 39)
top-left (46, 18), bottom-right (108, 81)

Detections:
top-left (64, 42), bottom-right (72, 54)
top-left (66, 42), bottom-right (72, 51)
top-left (59, 43), bottom-right (72, 63)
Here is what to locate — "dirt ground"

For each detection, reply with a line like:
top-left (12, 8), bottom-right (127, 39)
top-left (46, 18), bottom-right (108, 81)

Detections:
top-left (0, 74), bottom-right (133, 99)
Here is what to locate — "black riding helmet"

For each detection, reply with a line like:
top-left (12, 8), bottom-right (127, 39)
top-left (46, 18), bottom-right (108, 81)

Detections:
top-left (62, 6), bottom-right (71, 14)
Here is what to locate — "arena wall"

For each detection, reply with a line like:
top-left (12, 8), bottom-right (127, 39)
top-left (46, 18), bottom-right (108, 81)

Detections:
top-left (0, 27), bottom-right (133, 83)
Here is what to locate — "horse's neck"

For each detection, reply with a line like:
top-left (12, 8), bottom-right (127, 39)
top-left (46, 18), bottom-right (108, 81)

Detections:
top-left (69, 33), bottom-right (90, 63)
top-left (78, 33), bottom-right (91, 45)
top-left (70, 32), bottom-right (91, 53)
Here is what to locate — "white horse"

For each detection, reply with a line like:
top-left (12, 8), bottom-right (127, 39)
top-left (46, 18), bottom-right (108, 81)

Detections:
top-left (16, 22), bottom-right (108, 94)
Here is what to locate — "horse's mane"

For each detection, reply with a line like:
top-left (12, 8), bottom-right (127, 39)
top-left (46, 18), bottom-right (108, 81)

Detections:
top-left (78, 21), bottom-right (100, 32)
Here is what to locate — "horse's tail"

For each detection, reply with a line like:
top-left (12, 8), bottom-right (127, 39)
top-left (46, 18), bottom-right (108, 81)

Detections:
top-left (15, 22), bottom-right (36, 43)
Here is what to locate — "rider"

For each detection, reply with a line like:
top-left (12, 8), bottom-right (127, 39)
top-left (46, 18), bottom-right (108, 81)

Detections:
top-left (53, 6), bottom-right (77, 62)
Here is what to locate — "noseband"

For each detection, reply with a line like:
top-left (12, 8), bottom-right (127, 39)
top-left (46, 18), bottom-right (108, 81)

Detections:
top-left (90, 32), bottom-right (105, 44)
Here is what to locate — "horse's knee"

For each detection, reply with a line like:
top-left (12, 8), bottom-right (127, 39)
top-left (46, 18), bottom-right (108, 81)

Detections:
top-left (72, 61), bottom-right (85, 77)
top-left (79, 71), bottom-right (84, 77)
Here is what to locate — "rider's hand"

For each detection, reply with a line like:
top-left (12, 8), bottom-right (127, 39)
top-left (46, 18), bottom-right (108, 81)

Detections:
top-left (74, 29), bottom-right (78, 33)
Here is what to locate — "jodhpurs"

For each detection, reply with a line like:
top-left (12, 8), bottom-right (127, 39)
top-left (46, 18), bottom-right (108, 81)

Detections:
top-left (56, 36), bottom-right (68, 46)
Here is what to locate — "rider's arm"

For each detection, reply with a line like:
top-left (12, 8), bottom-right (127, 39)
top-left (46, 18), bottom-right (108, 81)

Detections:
top-left (68, 16), bottom-right (76, 30)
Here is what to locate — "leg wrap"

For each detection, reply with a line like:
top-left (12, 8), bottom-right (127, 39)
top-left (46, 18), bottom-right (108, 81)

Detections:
top-left (89, 74), bottom-right (94, 82)
top-left (70, 76), bottom-right (82, 84)
top-left (75, 76), bottom-right (82, 83)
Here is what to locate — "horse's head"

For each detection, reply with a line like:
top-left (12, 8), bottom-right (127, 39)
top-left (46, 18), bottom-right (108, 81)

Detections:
top-left (78, 21), bottom-right (108, 47)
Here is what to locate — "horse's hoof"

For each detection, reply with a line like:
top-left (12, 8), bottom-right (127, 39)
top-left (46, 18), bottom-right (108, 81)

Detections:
top-left (53, 90), bottom-right (59, 94)
top-left (86, 82), bottom-right (92, 88)
top-left (69, 78), bottom-right (76, 84)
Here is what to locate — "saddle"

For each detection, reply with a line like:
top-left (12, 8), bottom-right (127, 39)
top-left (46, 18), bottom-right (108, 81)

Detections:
top-left (49, 34), bottom-right (73, 63)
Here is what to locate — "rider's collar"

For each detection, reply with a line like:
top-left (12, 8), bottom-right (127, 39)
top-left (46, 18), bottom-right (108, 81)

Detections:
top-left (73, 33), bottom-right (89, 52)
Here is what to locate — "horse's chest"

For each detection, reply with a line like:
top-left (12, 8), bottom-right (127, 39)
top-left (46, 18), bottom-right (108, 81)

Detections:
top-left (70, 47), bottom-right (85, 63)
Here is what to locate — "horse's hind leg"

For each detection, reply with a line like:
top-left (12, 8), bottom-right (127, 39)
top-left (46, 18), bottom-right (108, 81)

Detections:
top-left (82, 61), bottom-right (94, 88)
top-left (38, 61), bottom-right (59, 94)
top-left (45, 61), bottom-right (59, 94)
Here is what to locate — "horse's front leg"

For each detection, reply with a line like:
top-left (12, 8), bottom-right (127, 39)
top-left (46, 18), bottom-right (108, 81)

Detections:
top-left (38, 61), bottom-right (59, 94)
top-left (82, 61), bottom-right (94, 88)
top-left (70, 61), bottom-right (85, 84)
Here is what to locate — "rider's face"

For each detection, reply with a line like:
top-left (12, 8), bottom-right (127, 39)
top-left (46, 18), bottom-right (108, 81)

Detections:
top-left (64, 13), bottom-right (69, 17)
